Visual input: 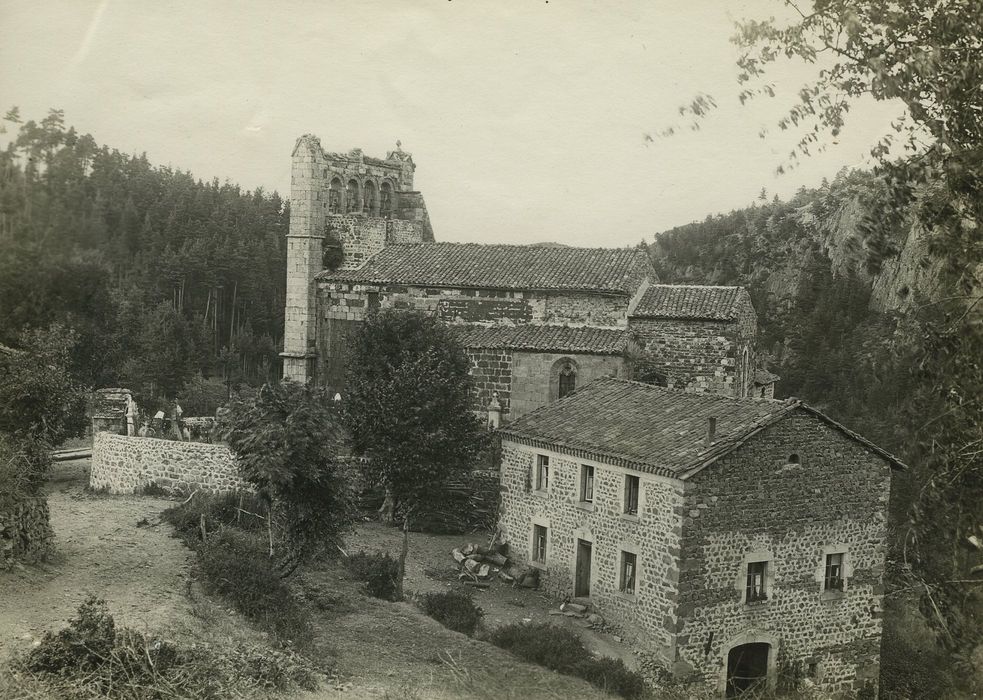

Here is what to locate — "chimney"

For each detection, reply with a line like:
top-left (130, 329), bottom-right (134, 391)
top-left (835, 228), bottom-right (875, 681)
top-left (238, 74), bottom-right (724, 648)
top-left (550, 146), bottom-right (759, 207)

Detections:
top-left (705, 416), bottom-right (717, 447)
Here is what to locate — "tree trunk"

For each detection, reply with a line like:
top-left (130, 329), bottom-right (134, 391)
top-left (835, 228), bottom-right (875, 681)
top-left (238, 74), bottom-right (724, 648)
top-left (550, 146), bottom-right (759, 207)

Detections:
top-left (397, 512), bottom-right (410, 601)
top-left (267, 500), bottom-right (275, 557)
top-left (378, 488), bottom-right (395, 523)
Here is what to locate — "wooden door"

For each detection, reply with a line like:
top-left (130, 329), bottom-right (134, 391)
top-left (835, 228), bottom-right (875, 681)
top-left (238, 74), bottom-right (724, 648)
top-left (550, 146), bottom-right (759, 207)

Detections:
top-left (575, 539), bottom-right (592, 597)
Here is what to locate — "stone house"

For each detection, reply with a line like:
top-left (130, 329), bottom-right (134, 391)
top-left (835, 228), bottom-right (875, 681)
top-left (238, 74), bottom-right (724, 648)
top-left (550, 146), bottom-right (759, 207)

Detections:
top-left (497, 376), bottom-right (902, 696)
top-left (281, 137), bottom-right (770, 414)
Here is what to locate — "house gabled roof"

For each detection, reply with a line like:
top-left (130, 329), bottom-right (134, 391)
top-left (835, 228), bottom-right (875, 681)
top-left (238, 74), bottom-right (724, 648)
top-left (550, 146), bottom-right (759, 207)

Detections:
top-left (499, 377), bottom-right (905, 479)
top-left (317, 243), bottom-right (651, 295)
top-left (450, 325), bottom-right (634, 355)
top-left (630, 284), bottom-right (750, 321)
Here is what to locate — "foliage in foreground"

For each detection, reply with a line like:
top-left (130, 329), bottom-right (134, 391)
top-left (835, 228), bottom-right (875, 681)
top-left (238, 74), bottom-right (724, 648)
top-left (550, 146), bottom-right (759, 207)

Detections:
top-left (489, 622), bottom-right (648, 699)
top-left (345, 551), bottom-right (401, 601)
top-left (420, 590), bottom-right (484, 635)
top-left (162, 491), bottom-right (267, 548)
top-left (196, 528), bottom-right (311, 645)
top-left (343, 309), bottom-right (490, 519)
top-left (22, 596), bottom-right (316, 699)
top-left (221, 381), bottom-right (356, 566)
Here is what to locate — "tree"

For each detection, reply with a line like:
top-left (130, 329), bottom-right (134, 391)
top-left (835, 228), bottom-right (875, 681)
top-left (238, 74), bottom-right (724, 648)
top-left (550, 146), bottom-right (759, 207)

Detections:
top-left (221, 381), bottom-right (355, 575)
top-left (342, 310), bottom-right (490, 596)
top-left (0, 325), bottom-right (87, 447)
top-left (730, 0), bottom-right (982, 284)
top-left (707, 0), bottom-right (983, 673)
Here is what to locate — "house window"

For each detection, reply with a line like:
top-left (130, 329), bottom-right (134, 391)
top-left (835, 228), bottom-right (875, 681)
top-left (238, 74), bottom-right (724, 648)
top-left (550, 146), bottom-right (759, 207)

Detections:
top-left (533, 525), bottom-right (547, 564)
top-left (367, 292), bottom-right (380, 310)
top-left (558, 364), bottom-right (576, 398)
top-left (746, 561), bottom-right (768, 602)
top-left (580, 465), bottom-right (594, 503)
top-left (624, 475), bottom-right (639, 515)
top-left (619, 551), bottom-right (637, 595)
top-left (824, 553), bottom-right (844, 592)
top-left (536, 455), bottom-right (550, 491)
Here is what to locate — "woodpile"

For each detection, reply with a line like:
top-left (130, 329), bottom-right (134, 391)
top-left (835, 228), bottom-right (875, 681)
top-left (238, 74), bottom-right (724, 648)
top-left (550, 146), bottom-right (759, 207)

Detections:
top-left (450, 538), bottom-right (541, 589)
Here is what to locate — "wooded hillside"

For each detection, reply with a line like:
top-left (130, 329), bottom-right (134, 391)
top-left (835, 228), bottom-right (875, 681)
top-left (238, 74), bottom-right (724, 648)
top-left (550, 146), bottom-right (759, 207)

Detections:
top-left (0, 109), bottom-right (287, 412)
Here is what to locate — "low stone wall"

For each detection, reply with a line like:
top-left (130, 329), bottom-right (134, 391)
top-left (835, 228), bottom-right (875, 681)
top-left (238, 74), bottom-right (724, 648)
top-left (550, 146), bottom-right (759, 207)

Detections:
top-left (0, 496), bottom-right (53, 569)
top-left (91, 432), bottom-right (245, 495)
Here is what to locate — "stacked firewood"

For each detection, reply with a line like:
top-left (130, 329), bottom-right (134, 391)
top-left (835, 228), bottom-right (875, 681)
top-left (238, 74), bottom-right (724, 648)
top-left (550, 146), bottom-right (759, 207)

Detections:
top-left (450, 540), bottom-right (540, 589)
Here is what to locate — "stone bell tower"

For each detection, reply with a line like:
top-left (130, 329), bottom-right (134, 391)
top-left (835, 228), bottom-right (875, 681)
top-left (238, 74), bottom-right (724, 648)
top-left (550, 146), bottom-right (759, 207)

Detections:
top-left (280, 135), bottom-right (434, 384)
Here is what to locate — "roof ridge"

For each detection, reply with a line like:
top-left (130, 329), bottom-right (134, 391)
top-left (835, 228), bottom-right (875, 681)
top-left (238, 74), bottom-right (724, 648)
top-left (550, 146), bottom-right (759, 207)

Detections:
top-left (383, 241), bottom-right (642, 253)
top-left (648, 283), bottom-right (744, 290)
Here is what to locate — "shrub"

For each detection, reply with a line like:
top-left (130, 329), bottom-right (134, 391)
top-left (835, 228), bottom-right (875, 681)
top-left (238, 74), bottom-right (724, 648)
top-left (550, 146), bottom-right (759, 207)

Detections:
top-left (489, 622), bottom-right (647, 699)
top-left (420, 590), bottom-right (484, 635)
top-left (162, 491), bottom-right (267, 548)
top-left (345, 551), bottom-right (400, 601)
top-left (23, 597), bottom-right (318, 699)
top-left (581, 656), bottom-right (649, 700)
top-left (27, 596), bottom-right (116, 674)
top-left (197, 528), bottom-right (309, 644)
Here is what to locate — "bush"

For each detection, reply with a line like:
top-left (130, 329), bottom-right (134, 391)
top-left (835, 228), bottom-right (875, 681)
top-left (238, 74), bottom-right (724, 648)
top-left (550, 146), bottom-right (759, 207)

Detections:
top-left (581, 656), bottom-right (649, 700)
top-left (23, 597), bottom-right (317, 699)
top-left (162, 491), bottom-right (267, 548)
top-left (197, 528), bottom-right (309, 644)
top-left (489, 622), bottom-right (647, 699)
top-left (420, 590), bottom-right (484, 635)
top-left (345, 551), bottom-right (400, 601)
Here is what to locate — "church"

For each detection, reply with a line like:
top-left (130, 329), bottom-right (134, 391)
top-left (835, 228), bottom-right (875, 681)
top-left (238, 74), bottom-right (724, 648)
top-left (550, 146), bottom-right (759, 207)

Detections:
top-left (280, 136), bottom-right (776, 420)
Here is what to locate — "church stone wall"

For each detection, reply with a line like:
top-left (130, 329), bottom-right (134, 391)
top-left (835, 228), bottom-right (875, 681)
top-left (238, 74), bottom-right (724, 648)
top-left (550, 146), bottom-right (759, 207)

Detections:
top-left (91, 432), bottom-right (245, 495)
top-left (509, 352), bottom-right (627, 419)
top-left (630, 318), bottom-right (741, 396)
top-left (498, 440), bottom-right (684, 661)
top-left (676, 412), bottom-right (891, 696)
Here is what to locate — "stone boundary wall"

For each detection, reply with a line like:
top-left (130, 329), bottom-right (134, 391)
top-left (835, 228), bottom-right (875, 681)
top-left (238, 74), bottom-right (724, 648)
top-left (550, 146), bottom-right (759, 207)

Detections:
top-left (0, 496), bottom-right (53, 569)
top-left (91, 432), bottom-right (245, 495)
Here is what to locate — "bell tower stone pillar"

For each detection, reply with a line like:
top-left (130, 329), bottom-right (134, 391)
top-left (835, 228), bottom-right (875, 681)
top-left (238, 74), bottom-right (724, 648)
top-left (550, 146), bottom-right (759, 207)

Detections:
top-left (281, 135), bottom-right (326, 383)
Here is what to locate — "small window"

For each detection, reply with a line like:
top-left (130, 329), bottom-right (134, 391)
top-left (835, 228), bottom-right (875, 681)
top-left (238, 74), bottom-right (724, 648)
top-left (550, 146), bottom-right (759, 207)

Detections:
top-left (624, 475), bottom-right (639, 515)
top-left (619, 551), bottom-right (637, 595)
top-left (533, 525), bottom-right (547, 564)
top-left (787, 453), bottom-right (800, 465)
top-left (536, 455), bottom-right (550, 491)
top-left (746, 561), bottom-right (768, 602)
top-left (824, 553), bottom-right (844, 592)
top-left (580, 465), bottom-right (595, 503)
top-left (367, 292), bottom-right (380, 310)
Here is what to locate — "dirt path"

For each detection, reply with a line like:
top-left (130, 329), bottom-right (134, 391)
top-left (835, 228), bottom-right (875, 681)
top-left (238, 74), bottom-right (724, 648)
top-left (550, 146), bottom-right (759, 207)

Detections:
top-left (0, 459), bottom-right (197, 659)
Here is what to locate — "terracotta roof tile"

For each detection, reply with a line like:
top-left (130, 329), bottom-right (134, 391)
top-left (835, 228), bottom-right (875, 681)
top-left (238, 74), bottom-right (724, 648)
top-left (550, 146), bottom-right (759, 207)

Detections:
top-left (318, 243), bottom-right (651, 294)
top-left (451, 325), bottom-right (632, 355)
top-left (631, 285), bottom-right (748, 320)
top-left (500, 377), bottom-right (904, 477)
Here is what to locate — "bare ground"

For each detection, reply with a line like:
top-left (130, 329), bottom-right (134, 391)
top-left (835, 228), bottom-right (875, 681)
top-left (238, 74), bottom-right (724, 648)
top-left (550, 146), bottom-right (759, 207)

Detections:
top-left (1, 462), bottom-right (622, 699)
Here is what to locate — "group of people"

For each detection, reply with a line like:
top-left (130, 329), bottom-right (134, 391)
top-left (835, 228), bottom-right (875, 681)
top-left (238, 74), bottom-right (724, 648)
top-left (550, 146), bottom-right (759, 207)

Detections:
top-left (125, 395), bottom-right (188, 441)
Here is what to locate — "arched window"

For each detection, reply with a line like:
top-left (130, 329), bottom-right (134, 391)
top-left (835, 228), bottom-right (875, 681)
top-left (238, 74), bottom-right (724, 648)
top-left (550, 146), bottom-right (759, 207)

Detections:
top-left (328, 178), bottom-right (343, 214)
top-left (559, 364), bottom-right (576, 398)
top-left (550, 357), bottom-right (579, 402)
top-left (380, 181), bottom-right (395, 217)
top-left (346, 179), bottom-right (359, 214)
top-left (363, 180), bottom-right (377, 215)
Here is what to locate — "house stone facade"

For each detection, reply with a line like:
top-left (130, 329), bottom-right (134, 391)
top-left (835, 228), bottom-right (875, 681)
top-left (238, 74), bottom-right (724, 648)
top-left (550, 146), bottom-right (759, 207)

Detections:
top-left (498, 377), bottom-right (901, 697)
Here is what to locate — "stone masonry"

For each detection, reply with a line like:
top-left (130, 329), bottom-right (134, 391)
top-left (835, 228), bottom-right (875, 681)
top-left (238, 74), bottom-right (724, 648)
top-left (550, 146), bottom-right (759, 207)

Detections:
top-left (498, 440), bottom-right (684, 659)
top-left (676, 412), bottom-right (892, 696)
top-left (497, 378), bottom-right (899, 697)
top-left (281, 135), bottom-right (433, 384)
top-left (90, 432), bottom-right (245, 495)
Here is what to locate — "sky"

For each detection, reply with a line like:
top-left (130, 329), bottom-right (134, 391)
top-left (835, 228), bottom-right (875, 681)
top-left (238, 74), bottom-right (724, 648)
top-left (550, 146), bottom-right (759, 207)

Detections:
top-left (0, 0), bottom-right (904, 248)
